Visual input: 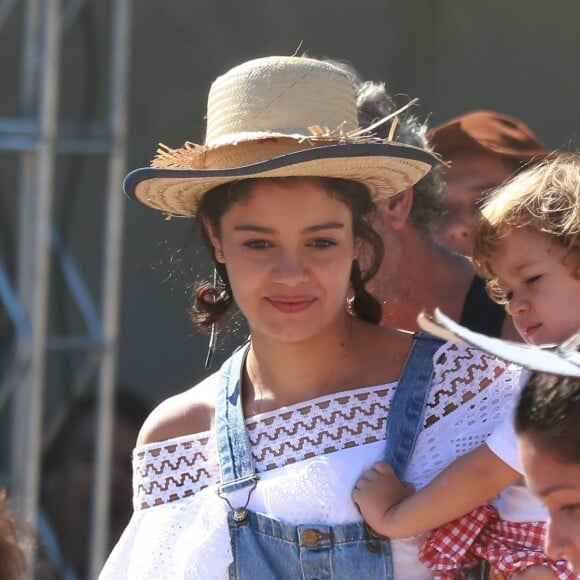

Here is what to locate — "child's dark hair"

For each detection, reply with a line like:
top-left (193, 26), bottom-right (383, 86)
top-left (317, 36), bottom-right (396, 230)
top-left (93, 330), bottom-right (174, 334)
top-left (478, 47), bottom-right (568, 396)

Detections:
top-left (190, 176), bottom-right (384, 331)
top-left (514, 334), bottom-right (580, 463)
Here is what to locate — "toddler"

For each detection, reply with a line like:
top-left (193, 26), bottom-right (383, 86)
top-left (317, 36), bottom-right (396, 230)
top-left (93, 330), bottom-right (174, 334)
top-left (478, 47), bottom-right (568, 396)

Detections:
top-left (353, 152), bottom-right (580, 579)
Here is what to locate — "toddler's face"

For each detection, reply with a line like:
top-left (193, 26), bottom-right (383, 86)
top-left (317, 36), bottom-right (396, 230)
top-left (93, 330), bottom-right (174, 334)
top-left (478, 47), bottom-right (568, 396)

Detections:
top-left (491, 228), bottom-right (580, 345)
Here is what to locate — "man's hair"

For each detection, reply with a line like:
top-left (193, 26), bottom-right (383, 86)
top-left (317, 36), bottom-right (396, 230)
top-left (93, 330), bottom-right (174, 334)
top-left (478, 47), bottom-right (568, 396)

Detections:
top-left (355, 81), bottom-right (445, 232)
top-left (514, 334), bottom-right (580, 463)
top-left (323, 59), bottom-right (444, 233)
top-left (472, 152), bottom-right (580, 304)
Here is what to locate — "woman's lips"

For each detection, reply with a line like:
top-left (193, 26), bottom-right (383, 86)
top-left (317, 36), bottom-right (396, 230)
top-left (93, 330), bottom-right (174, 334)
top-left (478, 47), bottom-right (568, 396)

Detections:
top-left (265, 296), bottom-right (316, 314)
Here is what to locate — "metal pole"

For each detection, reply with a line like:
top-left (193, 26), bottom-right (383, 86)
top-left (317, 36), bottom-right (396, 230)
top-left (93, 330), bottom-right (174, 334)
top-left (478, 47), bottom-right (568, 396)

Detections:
top-left (11, 0), bottom-right (61, 572)
top-left (88, 0), bottom-right (131, 576)
top-left (0, 0), bottom-right (19, 31)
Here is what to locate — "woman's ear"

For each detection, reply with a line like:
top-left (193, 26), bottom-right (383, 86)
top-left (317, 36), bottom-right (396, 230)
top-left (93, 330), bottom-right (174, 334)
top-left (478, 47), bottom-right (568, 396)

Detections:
top-left (202, 216), bottom-right (225, 263)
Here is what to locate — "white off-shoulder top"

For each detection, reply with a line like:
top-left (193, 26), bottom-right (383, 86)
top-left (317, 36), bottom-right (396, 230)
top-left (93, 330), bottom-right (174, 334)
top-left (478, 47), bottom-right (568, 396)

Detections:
top-left (100, 342), bottom-right (521, 579)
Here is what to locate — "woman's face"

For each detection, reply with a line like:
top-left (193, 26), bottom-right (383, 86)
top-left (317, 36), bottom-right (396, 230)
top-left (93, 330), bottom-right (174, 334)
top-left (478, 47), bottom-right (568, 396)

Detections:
top-left (208, 179), bottom-right (358, 343)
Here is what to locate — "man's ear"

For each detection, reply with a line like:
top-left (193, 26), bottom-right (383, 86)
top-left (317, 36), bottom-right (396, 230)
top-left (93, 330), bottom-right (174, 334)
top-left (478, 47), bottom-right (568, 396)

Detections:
top-left (202, 217), bottom-right (225, 263)
top-left (378, 187), bottom-right (413, 230)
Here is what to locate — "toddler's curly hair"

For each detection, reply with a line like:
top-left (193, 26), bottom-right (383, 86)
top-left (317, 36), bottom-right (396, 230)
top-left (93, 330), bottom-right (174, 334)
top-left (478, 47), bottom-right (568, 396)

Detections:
top-left (472, 152), bottom-right (580, 304)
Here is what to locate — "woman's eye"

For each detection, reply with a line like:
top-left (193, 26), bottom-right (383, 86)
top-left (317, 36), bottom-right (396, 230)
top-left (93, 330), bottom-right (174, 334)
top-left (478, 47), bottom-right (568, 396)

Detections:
top-left (308, 238), bottom-right (337, 248)
top-left (525, 274), bottom-right (542, 285)
top-left (244, 239), bottom-right (272, 249)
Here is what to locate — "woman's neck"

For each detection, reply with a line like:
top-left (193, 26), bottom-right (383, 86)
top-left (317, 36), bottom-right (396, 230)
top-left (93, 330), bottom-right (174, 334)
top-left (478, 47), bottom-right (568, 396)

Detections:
top-left (244, 315), bottom-right (355, 413)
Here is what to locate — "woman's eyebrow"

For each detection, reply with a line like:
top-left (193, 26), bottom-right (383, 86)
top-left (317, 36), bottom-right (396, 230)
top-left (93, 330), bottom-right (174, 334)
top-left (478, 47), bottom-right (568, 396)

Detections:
top-left (233, 222), bottom-right (346, 234)
top-left (233, 225), bottom-right (275, 233)
top-left (303, 222), bottom-right (345, 233)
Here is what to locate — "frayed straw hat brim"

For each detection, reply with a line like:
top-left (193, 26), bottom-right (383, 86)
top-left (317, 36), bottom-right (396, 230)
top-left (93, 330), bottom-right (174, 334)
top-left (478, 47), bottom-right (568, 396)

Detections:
top-left (126, 142), bottom-right (437, 217)
top-left (419, 309), bottom-right (580, 377)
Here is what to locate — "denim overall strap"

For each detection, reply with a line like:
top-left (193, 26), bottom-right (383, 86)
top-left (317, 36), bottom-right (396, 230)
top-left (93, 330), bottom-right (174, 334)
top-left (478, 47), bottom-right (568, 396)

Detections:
top-left (218, 334), bottom-right (444, 578)
top-left (383, 331), bottom-right (443, 479)
top-left (215, 343), bottom-right (258, 495)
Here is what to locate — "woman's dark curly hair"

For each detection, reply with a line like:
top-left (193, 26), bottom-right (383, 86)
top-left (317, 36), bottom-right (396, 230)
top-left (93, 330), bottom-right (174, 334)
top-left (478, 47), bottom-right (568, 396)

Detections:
top-left (190, 176), bottom-right (384, 332)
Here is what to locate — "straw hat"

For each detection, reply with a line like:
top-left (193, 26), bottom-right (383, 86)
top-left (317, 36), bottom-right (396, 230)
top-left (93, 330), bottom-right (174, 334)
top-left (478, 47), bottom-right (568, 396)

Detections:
top-left (124, 56), bottom-right (438, 217)
top-left (419, 309), bottom-right (580, 377)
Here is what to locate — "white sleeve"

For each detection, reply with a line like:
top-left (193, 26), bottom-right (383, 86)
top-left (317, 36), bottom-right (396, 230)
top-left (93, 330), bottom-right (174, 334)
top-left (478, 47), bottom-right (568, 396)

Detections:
top-left (485, 403), bottom-right (523, 474)
top-left (98, 487), bottom-right (231, 580)
top-left (485, 368), bottom-right (531, 475)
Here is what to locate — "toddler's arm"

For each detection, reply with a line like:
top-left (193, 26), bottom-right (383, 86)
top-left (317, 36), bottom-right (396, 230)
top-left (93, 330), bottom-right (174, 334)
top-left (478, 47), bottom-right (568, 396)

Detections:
top-left (352, 443), bottom-right (520, 538)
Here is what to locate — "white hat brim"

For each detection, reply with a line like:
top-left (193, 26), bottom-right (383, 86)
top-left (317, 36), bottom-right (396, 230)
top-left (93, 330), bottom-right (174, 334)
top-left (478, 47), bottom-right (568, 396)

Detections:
top-left (418, 309), bottom-right (580, 377)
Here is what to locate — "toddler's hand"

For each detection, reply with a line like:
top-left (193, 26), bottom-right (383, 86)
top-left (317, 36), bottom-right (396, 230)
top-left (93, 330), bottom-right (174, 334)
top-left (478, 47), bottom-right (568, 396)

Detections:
top-left (352, 461), bottom-right (415, 536)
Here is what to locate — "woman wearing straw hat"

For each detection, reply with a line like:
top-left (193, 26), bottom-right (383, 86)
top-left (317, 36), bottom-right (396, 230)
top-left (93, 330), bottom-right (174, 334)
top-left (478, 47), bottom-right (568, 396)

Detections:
top-left (99, 56), bottom-right (521, 579)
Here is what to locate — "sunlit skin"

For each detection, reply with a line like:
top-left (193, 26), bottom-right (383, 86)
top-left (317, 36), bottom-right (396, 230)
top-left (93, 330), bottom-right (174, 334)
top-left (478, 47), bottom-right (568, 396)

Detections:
top-left (520, 434), bottom-right (580, 572)
top-left (435, 151), bottom-right (515, 256)
top-left (206, 179), bottom-right (358, 346)
top-left (491, 228), bottom-right (580, 345)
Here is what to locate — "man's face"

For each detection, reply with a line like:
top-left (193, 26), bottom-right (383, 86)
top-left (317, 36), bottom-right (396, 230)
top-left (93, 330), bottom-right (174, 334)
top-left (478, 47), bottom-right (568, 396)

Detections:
top-left (435, 151), bottom-right (515, 257)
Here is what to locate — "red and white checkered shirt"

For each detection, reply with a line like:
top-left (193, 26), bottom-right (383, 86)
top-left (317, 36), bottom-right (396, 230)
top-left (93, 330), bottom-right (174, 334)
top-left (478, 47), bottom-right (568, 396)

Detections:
top-left (419, 504), bottom-right (577, 579)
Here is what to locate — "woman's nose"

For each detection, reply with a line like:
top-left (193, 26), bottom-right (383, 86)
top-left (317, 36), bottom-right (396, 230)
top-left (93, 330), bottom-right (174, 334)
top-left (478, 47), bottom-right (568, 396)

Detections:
top-left (271, 251), bottom-right (308, 284)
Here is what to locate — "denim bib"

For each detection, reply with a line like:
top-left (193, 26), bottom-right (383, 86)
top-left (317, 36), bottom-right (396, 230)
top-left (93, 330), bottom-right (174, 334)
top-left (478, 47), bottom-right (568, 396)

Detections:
top-left (215, 333), bottom-right (442, 579)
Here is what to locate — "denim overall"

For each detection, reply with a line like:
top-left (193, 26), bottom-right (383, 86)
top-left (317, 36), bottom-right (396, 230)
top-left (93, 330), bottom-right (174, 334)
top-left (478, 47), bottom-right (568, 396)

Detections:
top-left (215, 333), bottom-right (442, 579)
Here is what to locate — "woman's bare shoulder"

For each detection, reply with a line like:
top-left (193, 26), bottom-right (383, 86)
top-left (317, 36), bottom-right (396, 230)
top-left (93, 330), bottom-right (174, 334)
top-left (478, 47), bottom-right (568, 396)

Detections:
top-left (136, 372), bottom-right (219, 446)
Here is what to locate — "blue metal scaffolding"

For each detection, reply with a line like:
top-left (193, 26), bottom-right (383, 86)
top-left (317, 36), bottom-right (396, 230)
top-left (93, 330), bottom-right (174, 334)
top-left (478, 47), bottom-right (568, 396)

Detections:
top-left (0, 0), bottom-right (131, 576)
